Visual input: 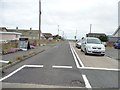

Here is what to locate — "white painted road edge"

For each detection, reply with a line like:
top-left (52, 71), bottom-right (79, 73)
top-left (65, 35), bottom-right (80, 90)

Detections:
top-left (52, 65), bottom-right (73, 69)
top-left (0, 65), bottom-right (44, 82)
top-left (82, 74), bottom-right (92, 88)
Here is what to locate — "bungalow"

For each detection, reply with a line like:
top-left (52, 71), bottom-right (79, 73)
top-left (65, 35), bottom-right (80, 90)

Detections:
top-left (0, 27), bottom-right (22, 43)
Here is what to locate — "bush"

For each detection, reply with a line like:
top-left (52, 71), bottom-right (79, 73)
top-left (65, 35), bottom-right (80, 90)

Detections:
top-left (16, 56), bottom-right (23, 60)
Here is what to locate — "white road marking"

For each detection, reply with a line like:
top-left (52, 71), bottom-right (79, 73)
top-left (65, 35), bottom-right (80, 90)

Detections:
top-left (24, 65), bottom-right (44, 68)
top-left (82, 74), bottom-right (92, 88)
top-left (0, 65), bottom-right (25, 82)
top-left (0, 65), bottom-right (44, 82)
top-left (52, 65), bottom-right (73, 69)
top-left (0, 60), bottom-right (9, 64)
top-left (79, 67), bottom-right (120, 71)
top-left (71, 46), bottom-right (85, 67)
top-left (69, 43), bottom-right (80, 68)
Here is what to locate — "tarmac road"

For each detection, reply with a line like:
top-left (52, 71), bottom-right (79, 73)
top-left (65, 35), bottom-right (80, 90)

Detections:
top-left (1, 41), bottom-right (119, 89)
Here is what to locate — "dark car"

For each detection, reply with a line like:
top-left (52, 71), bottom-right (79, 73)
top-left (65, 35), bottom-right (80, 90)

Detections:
top-left (113, 39), bottom-right (120, 49)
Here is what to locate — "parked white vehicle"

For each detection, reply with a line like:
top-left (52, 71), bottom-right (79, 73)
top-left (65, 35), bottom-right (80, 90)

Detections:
top-left (81, 37), bottom-right (105, 56)
top-left (76, 40), bottom-right (81, 49)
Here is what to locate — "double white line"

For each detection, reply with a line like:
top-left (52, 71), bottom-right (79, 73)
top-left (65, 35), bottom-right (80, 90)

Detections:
top-left (69, 42), bottom-right (92, 88)
top-left (69, 42), bottom-right (120, 88)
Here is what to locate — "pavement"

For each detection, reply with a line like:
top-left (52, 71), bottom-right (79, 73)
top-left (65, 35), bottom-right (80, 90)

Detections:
top-left (71, 42), bottom-right (119, 69)
top-left (1, 43), bottom-right (56, 68)
top-left (1, 41), bottom-right (120, 89)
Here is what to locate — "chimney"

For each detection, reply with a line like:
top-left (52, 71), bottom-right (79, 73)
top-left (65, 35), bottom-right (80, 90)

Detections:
top-left (16, 27), bottom-right (18, 29)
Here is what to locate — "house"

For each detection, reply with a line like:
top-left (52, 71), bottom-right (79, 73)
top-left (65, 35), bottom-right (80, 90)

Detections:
top-left (108, 26), bottom-right (120, 42)
top-left (7, 28), bottom-right (39, 39)
top-left (7, 27), bottom-right (45, 40)
top-left (0, 27), bottom-right (22, 43)
top-left (42, 33), bottom-right (53, 40)
top-left (86, 33), bottom-right (107, 38)
top-left (113, 26), bottom-right (120, 37)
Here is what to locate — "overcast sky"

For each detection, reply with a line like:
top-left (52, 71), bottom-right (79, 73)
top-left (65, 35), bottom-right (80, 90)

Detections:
top-left (0, 0), bottom-right (119, 39)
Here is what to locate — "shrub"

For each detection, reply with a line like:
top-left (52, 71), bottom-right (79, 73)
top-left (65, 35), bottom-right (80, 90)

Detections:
top-left (16, 56), bottom-right (23, 60)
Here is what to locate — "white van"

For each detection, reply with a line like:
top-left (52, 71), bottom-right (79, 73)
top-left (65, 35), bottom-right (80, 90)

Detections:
top-left (81, 37), bottom-right (105, 56)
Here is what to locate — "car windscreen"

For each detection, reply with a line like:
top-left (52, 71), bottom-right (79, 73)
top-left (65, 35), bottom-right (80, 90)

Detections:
top-left (87, 38), bottom-right (102, 44)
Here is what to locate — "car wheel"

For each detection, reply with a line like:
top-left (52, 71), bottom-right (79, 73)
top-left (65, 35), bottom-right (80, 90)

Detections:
top-left (81, 49), bottom-right (83, 52)
top-left (84, 48), bottom-right (88, 55)
top-left (101, 54), bottom-right (105, 56)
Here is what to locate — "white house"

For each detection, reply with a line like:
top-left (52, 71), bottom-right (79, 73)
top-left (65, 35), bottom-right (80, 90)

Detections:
top-left (0, 27), bottom-right (22, 43)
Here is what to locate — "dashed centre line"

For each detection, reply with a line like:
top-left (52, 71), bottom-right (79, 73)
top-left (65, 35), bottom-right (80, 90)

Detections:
top-left (52, 65), bottom-right (73, 69)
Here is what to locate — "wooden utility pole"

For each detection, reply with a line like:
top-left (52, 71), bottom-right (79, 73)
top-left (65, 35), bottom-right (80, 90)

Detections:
top-left (90, 24), bottom-right (92, 33)
top-left (39, 0), bottom-right (41, 46)
top-left (58, 25), bottom-right (59, 36)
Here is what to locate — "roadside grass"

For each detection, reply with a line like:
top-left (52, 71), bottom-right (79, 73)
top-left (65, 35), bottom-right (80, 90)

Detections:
top-left (0, 42), bottom-right (18, 53)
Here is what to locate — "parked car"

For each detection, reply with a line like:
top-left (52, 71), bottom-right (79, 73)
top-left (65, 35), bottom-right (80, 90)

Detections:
top-left (76, 40), bottom-right (81, 49)
top-left (81, 37), bottom-right (105, 56)
top-left (113, 39), bottom-right (120, 49)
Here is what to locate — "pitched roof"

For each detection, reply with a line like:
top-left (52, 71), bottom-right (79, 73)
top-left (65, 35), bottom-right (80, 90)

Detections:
top-left (113, 26), bottom-right (120, 36)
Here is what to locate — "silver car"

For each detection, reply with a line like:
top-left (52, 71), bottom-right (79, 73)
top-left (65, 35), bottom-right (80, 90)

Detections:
top-left (81, 37), bottom-right (105, 56)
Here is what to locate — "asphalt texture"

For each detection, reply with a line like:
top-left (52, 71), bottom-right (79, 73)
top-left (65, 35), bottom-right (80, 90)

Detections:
top-left (1, 41), bottom-right (119, 88)
top-left (105, 47), bottom-right (120, 60)
top-left (2, 41), bottom-right (85, 87)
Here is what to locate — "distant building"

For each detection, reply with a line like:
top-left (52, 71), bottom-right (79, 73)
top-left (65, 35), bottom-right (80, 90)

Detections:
top-left (42, 33), bottom-right (53, 40)
top-left (7, 27), bottom-right (40, 39)
top-left (113, 26), bottom-right (120, 37)
top-left (109, 1), bottom-right (120, 42)
top-left (0, 27), bottom-right (22, 43)
top-left (86, 33), bottom-right (107, 38)
top-left (0, 27), bottom-right (8, 32)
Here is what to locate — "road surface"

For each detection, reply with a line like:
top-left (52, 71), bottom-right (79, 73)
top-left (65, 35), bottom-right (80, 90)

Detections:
top-left (1, 41), bottom-right (119, 89)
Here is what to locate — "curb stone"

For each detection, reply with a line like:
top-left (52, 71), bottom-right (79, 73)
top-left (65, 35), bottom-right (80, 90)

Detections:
top-left (0, 49), bottom-right (45, 71)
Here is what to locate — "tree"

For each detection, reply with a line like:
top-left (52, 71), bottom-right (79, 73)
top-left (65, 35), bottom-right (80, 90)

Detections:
top-left (98, 36), bottom-right (108, 42)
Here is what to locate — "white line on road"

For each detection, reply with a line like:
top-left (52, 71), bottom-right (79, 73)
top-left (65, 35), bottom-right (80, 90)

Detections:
top-left (71, 46), bottom-right (85, 67)
top-left (0, 65), bottom-right (44, 82)
top-left (79, 67), bottom-right (120, 71)
top-left (52, 65), bottom-right (73, 69)
top-left (82, 74), bottom-right (92, 88)
top-left (24, 65), bottom-right (44, 68)
top-left (0, 65), bottom-right (25, 82)
top-left (0, 60), bottom-right (10, 64)
top-left (69, 43), bottom-right (80, 68)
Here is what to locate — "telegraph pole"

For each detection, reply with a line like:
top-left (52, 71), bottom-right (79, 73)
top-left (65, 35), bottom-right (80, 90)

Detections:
top-left (39, 0), bottom-right (41, 46)
top-left (58, 25), bottom-right (59, 36)
top-left (90, 24), bottom-right (92, 33)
